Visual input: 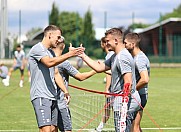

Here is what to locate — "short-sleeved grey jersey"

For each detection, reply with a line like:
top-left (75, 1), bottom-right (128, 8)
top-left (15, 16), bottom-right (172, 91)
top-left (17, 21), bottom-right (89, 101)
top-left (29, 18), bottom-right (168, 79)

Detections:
top-left (105, 51), bottom-right (114, 60)
top-left (14, 50), bottom-right (25, 67)
top-left (134, 51), bottom-right (150, 95)
top-left (28, 42), bottom-right (57, 101)
top-left (57, 60), bottom-right (79, 109)
top-left (105, 48), bottom-right (136, 94)
top-left (104, 51), bottom-right (114, 91)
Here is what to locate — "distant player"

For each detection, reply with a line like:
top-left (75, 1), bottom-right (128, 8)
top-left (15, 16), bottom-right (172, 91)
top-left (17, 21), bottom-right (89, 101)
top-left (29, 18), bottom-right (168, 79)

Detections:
top-left (95, 36), bottom-right (114, 132)
top-left (0, 63), bottom-right (9, 86)
top-left (6, 44), bottom-right (26, 87)
top-left (51, 36), bottom-right (96, 132)
top-left (75, 56), bottom-right (83, 70)
top-left (124, 33), bottom-right (150, 132)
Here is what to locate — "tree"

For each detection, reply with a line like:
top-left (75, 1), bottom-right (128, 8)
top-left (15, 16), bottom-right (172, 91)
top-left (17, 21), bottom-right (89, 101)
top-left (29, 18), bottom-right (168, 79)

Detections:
top-left (158, 4), bottom-right (181, 22)
top-left (58, 11), bottom-right (83, 52)
top-left (82, 8), bottom-right (95, 56)
top-left (129, 23), bottom-right (150, 30)
top-left (49, 2), bottom-right (59, 25)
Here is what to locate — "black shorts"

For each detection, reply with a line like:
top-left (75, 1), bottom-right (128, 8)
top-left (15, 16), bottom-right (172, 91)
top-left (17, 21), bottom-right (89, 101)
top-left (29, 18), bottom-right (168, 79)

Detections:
top-left (139, 94), bottom-right (148, 111)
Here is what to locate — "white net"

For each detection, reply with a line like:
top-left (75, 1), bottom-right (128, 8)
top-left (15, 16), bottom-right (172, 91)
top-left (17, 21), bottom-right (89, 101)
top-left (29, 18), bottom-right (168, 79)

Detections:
top-left (70, 92), bottom-right (115, 131)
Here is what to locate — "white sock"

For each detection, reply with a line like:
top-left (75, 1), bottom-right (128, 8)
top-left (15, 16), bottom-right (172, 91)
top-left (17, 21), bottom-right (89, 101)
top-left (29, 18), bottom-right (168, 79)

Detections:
top-left (20, 80), bottom-right (23, 84)
top-left (6, 75), bottom-right (10, 80)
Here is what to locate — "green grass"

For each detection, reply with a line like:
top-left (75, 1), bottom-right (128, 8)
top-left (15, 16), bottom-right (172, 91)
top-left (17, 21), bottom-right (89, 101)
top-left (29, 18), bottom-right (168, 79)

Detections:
top-left (0, 67), bottom-right (181, 131)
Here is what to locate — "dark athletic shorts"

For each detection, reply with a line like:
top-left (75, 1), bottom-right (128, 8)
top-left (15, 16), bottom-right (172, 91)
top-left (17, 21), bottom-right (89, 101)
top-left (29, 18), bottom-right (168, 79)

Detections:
top-left (57, 107), bottom-right (72, 131)
top-left (32, 97), bottom-right (58, 128)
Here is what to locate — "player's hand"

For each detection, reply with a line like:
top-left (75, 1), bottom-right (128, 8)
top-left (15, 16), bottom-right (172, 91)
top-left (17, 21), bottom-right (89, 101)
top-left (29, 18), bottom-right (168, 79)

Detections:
top-left (64, 93), bottom-right (71, 105)
top-left (105, 90), bottom-right (111, 98)
top-left (69, 43), bottom-right (85, 56)
top-left (69, 43), bottom-right (75, 51)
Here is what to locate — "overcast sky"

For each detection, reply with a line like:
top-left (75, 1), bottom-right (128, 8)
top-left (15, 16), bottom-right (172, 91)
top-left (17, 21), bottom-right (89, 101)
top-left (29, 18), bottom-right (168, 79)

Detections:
top-left (4, 0), bottom-right (181, 35)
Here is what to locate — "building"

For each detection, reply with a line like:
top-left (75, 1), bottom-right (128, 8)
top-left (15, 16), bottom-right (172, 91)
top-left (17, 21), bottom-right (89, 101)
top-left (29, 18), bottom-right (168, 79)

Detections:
top-left (136, 18), bottom-right (181, 60)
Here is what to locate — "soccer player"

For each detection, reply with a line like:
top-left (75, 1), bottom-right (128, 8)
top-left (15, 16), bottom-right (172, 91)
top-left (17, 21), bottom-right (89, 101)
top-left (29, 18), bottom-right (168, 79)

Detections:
top-left (95, 36), bottom-right (114, 132)
top-left (0, 63), bottom-right (9, 86)
top-left (79, 28), bottom-right (141, 132)
top-left (75, 56), bottom-right (83, 70)
top-left (51, 36), bottom-right (96, 132)
top-left (6, 44), bottom-right (26, 87)
top-left (28, 25), bottom-right (85, 132)
top-left (124, 33), bottom-right (150, 132)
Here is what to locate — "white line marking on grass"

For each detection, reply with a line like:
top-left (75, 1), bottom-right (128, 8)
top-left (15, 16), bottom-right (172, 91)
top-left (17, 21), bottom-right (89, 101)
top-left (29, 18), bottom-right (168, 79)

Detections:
top-left (1, 127), bottom-right (181, 131)
top-left (0, 130), bottom-right (34, 132)
top-left (73, 127), bottom-right (181, 131)
top-left (142, 127), bottom-right (181, 130)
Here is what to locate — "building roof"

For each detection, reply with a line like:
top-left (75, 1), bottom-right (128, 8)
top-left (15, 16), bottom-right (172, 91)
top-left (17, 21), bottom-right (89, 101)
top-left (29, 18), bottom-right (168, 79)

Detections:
top-left (135, 17), bottom-right (181, 34)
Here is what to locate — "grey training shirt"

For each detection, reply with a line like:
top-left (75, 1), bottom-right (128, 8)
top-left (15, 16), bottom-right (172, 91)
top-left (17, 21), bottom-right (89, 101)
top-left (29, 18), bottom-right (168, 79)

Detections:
top-left (57, 60), bottom-right (79, 109)
top-left (105, 48), bottom-right (136, 93)
top-left (28, 42), bottom-right (57, 101)
top-left (14, 50), bottom-right (25, 67)
top-left (134, 51), bottom-right (150, 95)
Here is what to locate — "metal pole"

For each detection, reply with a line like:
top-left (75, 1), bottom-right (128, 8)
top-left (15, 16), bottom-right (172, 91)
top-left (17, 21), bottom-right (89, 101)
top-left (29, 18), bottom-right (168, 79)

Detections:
top-left (104, 11), bottom-right (107, 31)
top-left (19, 10), bottom-right (21, 44)
top-left (76, 13), bottom-right (78, 47)
top-left (159, 13), bottom-right (162, 57)
top-left (132, 12), bottom-right (135, 32)
top-left (1, 0), bottom-right (7, 58)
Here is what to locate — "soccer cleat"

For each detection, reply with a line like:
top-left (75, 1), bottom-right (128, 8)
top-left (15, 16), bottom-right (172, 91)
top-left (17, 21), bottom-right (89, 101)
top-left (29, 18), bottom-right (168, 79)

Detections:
top-left (2, 79), bottom-right (9, 86)
top-left (95, 128), bottom-right (102, 132)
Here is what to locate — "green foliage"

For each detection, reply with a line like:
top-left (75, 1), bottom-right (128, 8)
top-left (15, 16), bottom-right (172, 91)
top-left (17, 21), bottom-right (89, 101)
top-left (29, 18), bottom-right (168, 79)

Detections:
top-left (49, 2), bottom-right (59, 25)
top-left (82, 8), bottom-right (96, 55)
top-left (58, 11), bottom-right (83, 50)
top-left (129, 22), bottom-right (150, 30)
top-left (159, 4), bottom-right (181, 21)
top-left (48, 3), bottom-right (96, 57)
top-left (92, 48), bottom-right (104, 59)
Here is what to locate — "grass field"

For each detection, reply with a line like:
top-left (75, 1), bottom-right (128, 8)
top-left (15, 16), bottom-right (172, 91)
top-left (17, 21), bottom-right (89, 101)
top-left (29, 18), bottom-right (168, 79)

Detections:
top-left (0, 67), bottom-right (181, 131)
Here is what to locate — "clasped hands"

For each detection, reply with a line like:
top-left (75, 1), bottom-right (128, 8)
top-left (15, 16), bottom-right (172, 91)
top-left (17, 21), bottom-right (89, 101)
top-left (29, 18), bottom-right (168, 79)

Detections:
top-left (69, 43), bottom-right (86, 58)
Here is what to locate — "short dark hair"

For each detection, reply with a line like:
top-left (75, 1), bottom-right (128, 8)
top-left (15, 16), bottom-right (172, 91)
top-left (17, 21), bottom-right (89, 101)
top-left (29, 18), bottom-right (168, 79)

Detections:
top-left (124, 33), bottom-right (141, 47)
top-left (16, 44), bottom-right (21, 48)
top-left (44, 25), bottom-right (62, 36)
top-left (101, 36), bottom-right (106, 43)
top-left (105, 28), bottom-right (123, 41)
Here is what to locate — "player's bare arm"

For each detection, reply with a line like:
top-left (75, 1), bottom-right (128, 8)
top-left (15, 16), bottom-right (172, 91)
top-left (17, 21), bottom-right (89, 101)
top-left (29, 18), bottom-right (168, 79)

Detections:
top-left (104, 73), bottom-right (111, 98)
top-left (74, 70), bottom-right (97, 81)
top-left (104, 70), bottom-right (112, 75)
top-left (54, 68), bottom-right (70, 103)
top-left (80, 53), bottom-right (110, 73)
top-left (136, 70), bottom-right (149, 91)
top-left (123, 72), bottom-right (133, 93)
top-left (40, 47), bottom-right (85, 68)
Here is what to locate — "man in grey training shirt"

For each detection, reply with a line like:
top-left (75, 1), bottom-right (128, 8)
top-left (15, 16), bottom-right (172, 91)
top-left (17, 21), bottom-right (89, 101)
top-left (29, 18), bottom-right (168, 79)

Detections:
top-left (124, 33), bottom-right (150, 132)
top-left (6, 45), bottom-right (26, 87)
top-left (79, 28), bottom-right (141, 132)
top-left (28, 25), bottom-right (85, 132)
top-left (51, 37), bottom-right (96, 132)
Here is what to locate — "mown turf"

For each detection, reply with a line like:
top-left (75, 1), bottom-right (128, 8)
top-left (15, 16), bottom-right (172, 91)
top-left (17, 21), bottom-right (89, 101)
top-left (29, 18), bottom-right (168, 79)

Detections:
top-left (0, 67), bottom-right (180, 131)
